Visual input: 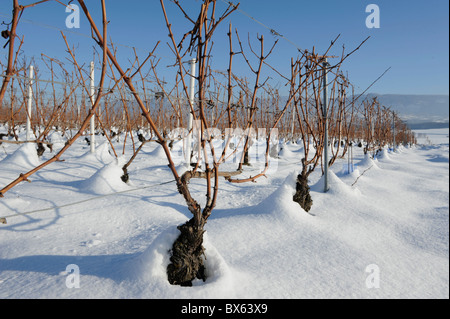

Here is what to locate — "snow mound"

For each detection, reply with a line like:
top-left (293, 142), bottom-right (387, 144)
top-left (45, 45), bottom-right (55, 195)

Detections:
top-left (255, 170), bottom-right (360, 217)
top-left (79, 157), bottom-right (129, 195)
top-left (278, 144), bottom-right (295, 159)
top-left (311, 170), bottom-right (361, 197)
top-left (377, 148), bottom-right (391, 161)
top-left (1, 143), bottom-right (40, 169)
top-left (253, 171), bottom-right (310, 220)
top-left (358, 153), bottom-right (379, 170)
top-left (77, 141), bottom-right (114, 165)
top-left (200, 233), bottom-right (234, 289)
top-left (131, 226), bottom-right (179, 284)
top-left (131, 225), bottom-right (234, 296)
top-left (148, 144), bottom-right (167, 158)
top-left (338, 163), bottom-right (358, 176)
top-left (48, 131), bottom-right (66, 146)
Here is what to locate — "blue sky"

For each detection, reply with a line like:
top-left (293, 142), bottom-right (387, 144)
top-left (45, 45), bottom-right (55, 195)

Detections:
top-left (0, 0), bottom-right (448, 96)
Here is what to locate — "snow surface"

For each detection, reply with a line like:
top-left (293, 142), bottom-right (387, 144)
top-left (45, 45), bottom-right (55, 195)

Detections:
top-left (0, 128), bottom-right (448, 299)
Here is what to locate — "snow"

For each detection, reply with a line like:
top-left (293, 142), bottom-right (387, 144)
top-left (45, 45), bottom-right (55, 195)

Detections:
top-left (79, 156), bottom-right (130, 195)
top-left (0, 128), bottom-right (448, 299)
top-left (1, 142), bottom-right (40, 169)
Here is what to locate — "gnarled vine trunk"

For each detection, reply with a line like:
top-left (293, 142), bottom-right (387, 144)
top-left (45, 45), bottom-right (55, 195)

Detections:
top-left (167, 217), bottom-right (207, 286)
top-left (293, 164), bottom-right (313, 212)
top-left (166, 169), bottom-right (218, 286)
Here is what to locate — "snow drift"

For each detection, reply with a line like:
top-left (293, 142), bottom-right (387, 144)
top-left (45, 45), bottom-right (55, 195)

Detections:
top-left (79, 157), bottom-right (130, 195)
top-left (0, 128), bottom-right (448, 298)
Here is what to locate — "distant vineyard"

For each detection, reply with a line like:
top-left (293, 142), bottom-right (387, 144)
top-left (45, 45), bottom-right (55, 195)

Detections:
top-left (0, 0), bottom-right (416, 287)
